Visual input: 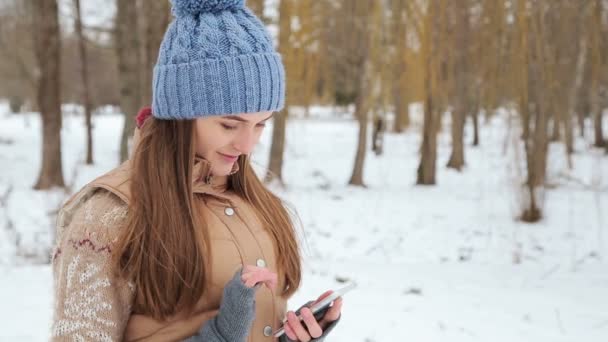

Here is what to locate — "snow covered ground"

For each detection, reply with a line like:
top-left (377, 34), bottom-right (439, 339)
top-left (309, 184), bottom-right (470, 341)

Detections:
top-left (1, 101), bottom-right (607, 341)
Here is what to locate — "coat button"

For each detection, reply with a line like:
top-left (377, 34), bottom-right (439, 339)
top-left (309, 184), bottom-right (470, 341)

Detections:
top-left (224, 207), bottom-right (235, 216)
top-left (256, 258), bottom-right (266, 267)
top-left (263, 325), bottom-right (273, 337)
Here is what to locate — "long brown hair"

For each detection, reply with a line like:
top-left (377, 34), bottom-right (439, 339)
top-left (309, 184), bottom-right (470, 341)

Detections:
top-left (112, 117), bottom-right (301, 321)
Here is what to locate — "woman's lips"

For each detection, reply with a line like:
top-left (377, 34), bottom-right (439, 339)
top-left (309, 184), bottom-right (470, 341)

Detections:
top-left (218, 152), bottom-right (238, 163)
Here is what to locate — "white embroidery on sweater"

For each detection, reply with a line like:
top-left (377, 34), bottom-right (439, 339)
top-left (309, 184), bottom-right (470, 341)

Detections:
top-left (83, 199), bottom-right (95, 225)
top-left (100, 205), bottom-right (128, 228)
top-left (52, 253), bottom-right (117, 341)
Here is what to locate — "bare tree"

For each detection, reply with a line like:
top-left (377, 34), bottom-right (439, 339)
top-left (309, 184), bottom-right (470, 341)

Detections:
top-left (141, 0), bottom-right (170, 107)
top-left (116, 0), bottom-right (142, 162)
top-left (446, 1), bottom-right (471, 171)
top-left (514, 0), bottom-right (550, 222)
top-left (33, 0), bottom-right (65, 189)
top-left (347, 1), bottom-right (378, 187)
top-left (265, 0), bottom-right (293, 185)
top-left (416, 0), bottom-right (443, 185)
top-left (590, 0), bottom-right (605, 148)
top-left (74, 0), bottom-right (94, 164)
top-left (391, 0), bottom-right (410, 133)
top-left (0, 1), bottom-right (36, 111)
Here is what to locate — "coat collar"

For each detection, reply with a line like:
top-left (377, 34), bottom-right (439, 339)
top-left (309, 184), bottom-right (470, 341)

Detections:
top-left (191, 155), bottom-right (240, 197)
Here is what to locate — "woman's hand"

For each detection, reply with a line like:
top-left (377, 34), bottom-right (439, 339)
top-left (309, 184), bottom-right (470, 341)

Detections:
top-left (283, 290), bottom-right (343, 341)
top-left (240, 264), bottom-right (278, 290)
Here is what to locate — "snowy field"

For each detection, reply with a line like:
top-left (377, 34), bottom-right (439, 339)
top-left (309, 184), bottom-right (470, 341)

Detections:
top-left (0, 101), bottom-right (607, 341)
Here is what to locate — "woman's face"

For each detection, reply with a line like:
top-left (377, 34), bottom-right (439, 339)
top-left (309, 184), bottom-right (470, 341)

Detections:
top-left (194, 111), bottom-right (274, 176)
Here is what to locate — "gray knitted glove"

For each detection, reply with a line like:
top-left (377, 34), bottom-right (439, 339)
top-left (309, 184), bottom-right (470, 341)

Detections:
top-left (183, 268), bottom-right (257, 342)
top-left (279, 301), bottom-right (342, 342)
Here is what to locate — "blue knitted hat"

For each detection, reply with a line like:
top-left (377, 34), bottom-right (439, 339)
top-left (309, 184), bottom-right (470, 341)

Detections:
top-left (152, 0), bottom-right (285, 119)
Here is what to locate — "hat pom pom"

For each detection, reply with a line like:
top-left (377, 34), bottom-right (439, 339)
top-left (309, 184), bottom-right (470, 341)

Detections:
top-left (171, 0), bottom-right (246, 17)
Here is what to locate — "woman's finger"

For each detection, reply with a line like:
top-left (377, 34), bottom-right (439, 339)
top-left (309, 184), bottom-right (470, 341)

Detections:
top-left (300, 307), bottom-right (323, 338)
top-left (284, 322), bottom-right (297, 341)
top-left (320, 297), bottom-right (343, 324)
top-left (314, 290), bottom-right (333, 304)
top-left (245, 272), bottom-right (266, 288)
top-left (265, 271), bottom-right (278, 290)
top-left (286, 311), bottom-right (311, 342)
top-left (241, 268), bottom-right (277, 289)
top-left (241, 269), bottom-right (262, 287)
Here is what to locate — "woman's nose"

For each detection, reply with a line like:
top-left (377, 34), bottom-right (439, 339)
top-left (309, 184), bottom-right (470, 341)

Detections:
top-left (233, 129), bottom-right (258, 154)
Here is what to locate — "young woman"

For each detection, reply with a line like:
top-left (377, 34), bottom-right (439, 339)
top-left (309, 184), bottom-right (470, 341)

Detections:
top-left (51, 0), bottom-right (343, 341)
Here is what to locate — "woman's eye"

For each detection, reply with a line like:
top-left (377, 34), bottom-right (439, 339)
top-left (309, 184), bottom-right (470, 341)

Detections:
top-left (221, 123), bottom-right (237, 130)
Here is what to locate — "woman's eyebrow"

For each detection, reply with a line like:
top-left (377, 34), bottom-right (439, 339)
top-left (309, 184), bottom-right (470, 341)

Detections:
top-left (223, 113), bottom-right (274, 123)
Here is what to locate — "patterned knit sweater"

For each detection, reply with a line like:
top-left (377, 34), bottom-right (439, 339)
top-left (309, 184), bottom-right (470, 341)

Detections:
top-left (51, 189), bottom-right (134, 341)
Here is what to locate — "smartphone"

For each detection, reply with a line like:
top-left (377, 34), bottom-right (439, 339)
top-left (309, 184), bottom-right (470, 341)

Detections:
top-left (273, 282), bottom-right (356, 338)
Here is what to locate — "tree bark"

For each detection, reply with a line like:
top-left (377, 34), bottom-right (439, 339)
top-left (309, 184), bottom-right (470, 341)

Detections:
top-left (349, 59), bottom-right (372, 186)
top-left (417, 94), bottom-right (438, 185)
top-left (392, 82), bottom-right (409, 133)
top-left (471, 100), bottom-right (480, 146)
top-left (74, 0), bottom-right (94, 165)
top-left (521, 0), bottom-right (549, 222)
top-left (391, 0), bottom-right (409, 133)
top-left (417, 0), bottom-right (440, 185)
top-left (265, 109), bottom-right (287, 184)
top-left (565, 27), bottom-right (587, 155)
top-left (348, 1), bottom-right (377, 186)
top-left (116, 0), bottom-right (142, 162)
top-left (33, 0), bottom-right (64, 190)
top-left (141, 0), bottom-right (170, 107)
top-left (447, 2), bottom-right (469, 171)
top-left (591, 0), bottom-right (604, 148)
top-left (265, 0), bottom-right (292, 185)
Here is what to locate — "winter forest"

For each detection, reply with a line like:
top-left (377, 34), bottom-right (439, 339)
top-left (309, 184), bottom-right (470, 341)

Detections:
top-left (0, 0), bottom-right (607, 341)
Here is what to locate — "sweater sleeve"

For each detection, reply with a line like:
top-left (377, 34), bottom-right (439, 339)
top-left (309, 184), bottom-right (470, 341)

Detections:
top-left (50, 190), bottom-right (135, 342)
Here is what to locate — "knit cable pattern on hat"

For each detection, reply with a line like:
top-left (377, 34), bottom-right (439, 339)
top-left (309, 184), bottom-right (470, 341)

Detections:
top-left (152, 1), bottom-right (285, 119)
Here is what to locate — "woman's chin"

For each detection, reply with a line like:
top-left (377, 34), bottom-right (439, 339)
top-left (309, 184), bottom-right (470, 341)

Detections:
top-left (212, 163), bottom-right (234, 176)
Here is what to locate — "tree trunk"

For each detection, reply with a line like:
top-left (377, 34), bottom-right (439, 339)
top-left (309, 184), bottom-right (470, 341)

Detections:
top-left (521, 0), bottom-right (549, 222)
top-left (447, 2), bottom-right (469, 171)
top-left (349, 60), bottom-right (372, 186)
top-left (591, 0), bottom-right (604, 148)
top-left (472, 101), bottom-right (480, 146)
top-left (142, 0), bottom-right (170, 107)
top-left (417, 0), bottom-right (439, 185)
top-left (265, 0), bottom-right (292, 185)
top-left (265, 109), bottom-right (287, 184)
top-left (447, 106), bottom-right (465, 170)
top-left (417, 94), bottom-right (438, 185)
top-left (391, 0), bottom-right (409, 133)
top-left (116, 0), bottom-right (142, 162)
top-left (565, 30), bottom-right (587, 155)
top-left (392, 81), bottom-right (409, 133)
top-left (33, 0), bottom-right (64, 190)
top-left (74, 0), bottom-right (94, 165)
top-left (348, 2), bottom-right (377, 186)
